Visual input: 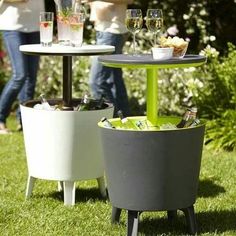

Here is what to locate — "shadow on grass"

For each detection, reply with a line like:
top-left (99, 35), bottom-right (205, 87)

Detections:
top-left (138, 209), bottom-right (236, 235)
top-left (197, 179), bottom-right (226, 198)
top-left (139, 209), bottom-right (236, 235)
top-left (139, 213), bottom-right (188, 236)
top-left (43, 187), bottom-right (106, 204)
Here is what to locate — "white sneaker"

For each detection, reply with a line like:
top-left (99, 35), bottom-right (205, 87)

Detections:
top-left (0, 123), bottom-right (12, 134)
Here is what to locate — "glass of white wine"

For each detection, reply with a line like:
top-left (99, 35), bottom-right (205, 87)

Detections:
top-left (125, 9), bottom-right (143, 55)
top-left (146, 9), bottom-right (163, 46)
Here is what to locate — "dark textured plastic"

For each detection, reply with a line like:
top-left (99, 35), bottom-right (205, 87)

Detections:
top-left (99, 124), bottom-right (205, 211)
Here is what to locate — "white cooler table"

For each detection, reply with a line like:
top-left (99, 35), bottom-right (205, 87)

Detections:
top-left (19, 44), bottom-right (115, 205)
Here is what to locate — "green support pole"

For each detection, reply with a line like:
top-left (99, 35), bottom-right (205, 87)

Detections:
top-left (146, 68), bottom-right (158, 126)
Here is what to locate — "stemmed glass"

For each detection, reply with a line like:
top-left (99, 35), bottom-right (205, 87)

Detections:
top-left (125, 9), bottom-right (143, 55)
top-left (146, 9), bottom-right (163, 46)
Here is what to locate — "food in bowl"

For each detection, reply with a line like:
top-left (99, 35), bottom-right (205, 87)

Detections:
top-left (159, 36), bottom-right (189, 58)
top-left (151, 47), bottom-right (174, 60)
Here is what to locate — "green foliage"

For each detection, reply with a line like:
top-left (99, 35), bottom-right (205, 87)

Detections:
top-left (193, 44), bottom-right (236, 151)
top-left (132, 0), bottom-right (236, 55)
top-left (206, 110), bottom-right (236, 151)
top-left (36, 55), bottom-right (90, 99)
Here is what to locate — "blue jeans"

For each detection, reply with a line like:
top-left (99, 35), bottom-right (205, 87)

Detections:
top-left (0, 31), bottom-right (40, 124)
top-left (89, 31), bottom-right (130, 116)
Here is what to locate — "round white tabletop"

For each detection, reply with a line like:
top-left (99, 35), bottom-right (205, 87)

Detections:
top-left (19, 44), bottom-right (115, 56)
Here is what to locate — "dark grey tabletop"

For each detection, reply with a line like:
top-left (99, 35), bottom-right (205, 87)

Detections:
top-left (98, 54), bottom-right (207, 68)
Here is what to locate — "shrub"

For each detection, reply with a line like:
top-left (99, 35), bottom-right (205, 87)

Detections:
top-left (193, 44), bottom-right (236, 151)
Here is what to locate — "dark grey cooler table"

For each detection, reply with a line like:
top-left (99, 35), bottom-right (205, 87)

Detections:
top-left (98, 53), bottom-right (207, 236)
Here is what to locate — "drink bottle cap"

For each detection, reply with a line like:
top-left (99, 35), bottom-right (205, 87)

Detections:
top-left (101, 117), bottom-right (107, 122)
top-left (117, 110), bottom-right (124, 119)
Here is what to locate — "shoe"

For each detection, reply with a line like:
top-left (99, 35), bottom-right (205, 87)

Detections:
top-left (0, 123), bottom-right (12, 134)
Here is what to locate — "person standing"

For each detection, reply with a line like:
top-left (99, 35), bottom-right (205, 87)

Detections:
top-left (0, 0), bottom-right (45, 134)
top-left (85, 0), bottom-right (133, 117)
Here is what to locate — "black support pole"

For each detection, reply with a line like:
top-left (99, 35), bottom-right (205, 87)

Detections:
top-left (62, 56), bottom-right (73, 110)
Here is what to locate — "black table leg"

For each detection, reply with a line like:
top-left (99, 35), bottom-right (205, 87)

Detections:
top-left (127, 210), bottom-right (139, 236)
top-left (62, 56), bottom-right (73, 110)
top-left (111, 206), bottom-right (122, 223)
top-left (181, 205), bottom-right (198, 235)
top-left (167, 210), bottom-right (177, 223)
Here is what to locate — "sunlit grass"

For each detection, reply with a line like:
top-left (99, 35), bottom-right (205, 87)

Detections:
top-left (0, 115), bottom-right (236, 235)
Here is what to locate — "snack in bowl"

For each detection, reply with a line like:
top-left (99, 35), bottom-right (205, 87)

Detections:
top-left (159, 36), bottom-right (189, 58)
top-left (151, 46), bottom-right (174, 60)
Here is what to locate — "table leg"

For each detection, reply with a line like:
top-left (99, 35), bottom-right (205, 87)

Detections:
top-left (63, 56), bottom-right (73, 110)
top-left (146, 68), bottom-right (158, 126)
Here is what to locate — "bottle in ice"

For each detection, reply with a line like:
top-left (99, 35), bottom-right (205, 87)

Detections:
top-left (39, 94), bottom-right (53, 110)
top-left (117, 110), bottom-right (137, 130)
top-left (189, 118), bottom-right (201, 127)
top-left (101, 117), bottom-right (115, 129)
top-left (76, 93), bottom-right (91, 111)
top-left (135, 120), bottom-right (148, 130)
top-left (185, 107), bottom-right (198, 127)
top-left (176, 107), bottom-right (198, 128)
top-left (176, 108), bottom-right (191, 128)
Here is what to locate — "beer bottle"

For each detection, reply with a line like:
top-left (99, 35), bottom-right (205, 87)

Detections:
top-left (189, 118), bottom-right (201, 127)
top-left (135, 120), bottom-right (146, 130)
top-left (185, 107), bottom-right (198, 127)
top-left (117, 110), bottom-right (136, 130)
top-left (176, 107), bottom-right (198, 128)
top-left (101, 117), bottom-right (115, 129)
top-left (176, 108), bottom-right (191, 128)
top-left (39, 94), bottom-right (52, 110)
top-left (76, 93), bottom-right (90, 111)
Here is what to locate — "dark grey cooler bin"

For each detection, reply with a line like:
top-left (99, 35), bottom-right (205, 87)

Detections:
top-left (98, 117), bottom-right (205, 235)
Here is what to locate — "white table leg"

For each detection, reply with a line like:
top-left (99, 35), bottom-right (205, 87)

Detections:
top-left (63, 181), bottom-right (75, 206)
top-left (25, 176), bottom-right (36, 199)
top-left (58, 181), bottom-right (64, 192)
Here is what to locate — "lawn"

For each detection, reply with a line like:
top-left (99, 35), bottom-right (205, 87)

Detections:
top-left (0, 115), bottom-right (236, 236)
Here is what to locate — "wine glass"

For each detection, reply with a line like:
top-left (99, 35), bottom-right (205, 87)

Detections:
top-left (125, 9), bottom-right (143, 55)
top-left (146, 9), bottom-right (163, 46)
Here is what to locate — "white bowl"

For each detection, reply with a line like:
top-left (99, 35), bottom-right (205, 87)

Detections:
top-left (151, 47), bottom-right (174, 60)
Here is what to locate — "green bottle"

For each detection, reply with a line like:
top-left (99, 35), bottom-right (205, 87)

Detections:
top-left (77, 94), bottom-right (90, 111)
top-left (117, 110), bottom-right (137, 130)
top-left (101, 117), bottom-right (115, 129)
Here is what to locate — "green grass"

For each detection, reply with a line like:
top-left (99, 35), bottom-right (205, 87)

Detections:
top-left (0, 115), bottom-right (236, 236)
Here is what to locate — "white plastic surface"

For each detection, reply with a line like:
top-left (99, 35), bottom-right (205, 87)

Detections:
top-left (151, 47), bottom-right (174, 60)
top-left (20, 105), bottom-right (114, 181)
top-left (19, 44), bottom-right (115, 55)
